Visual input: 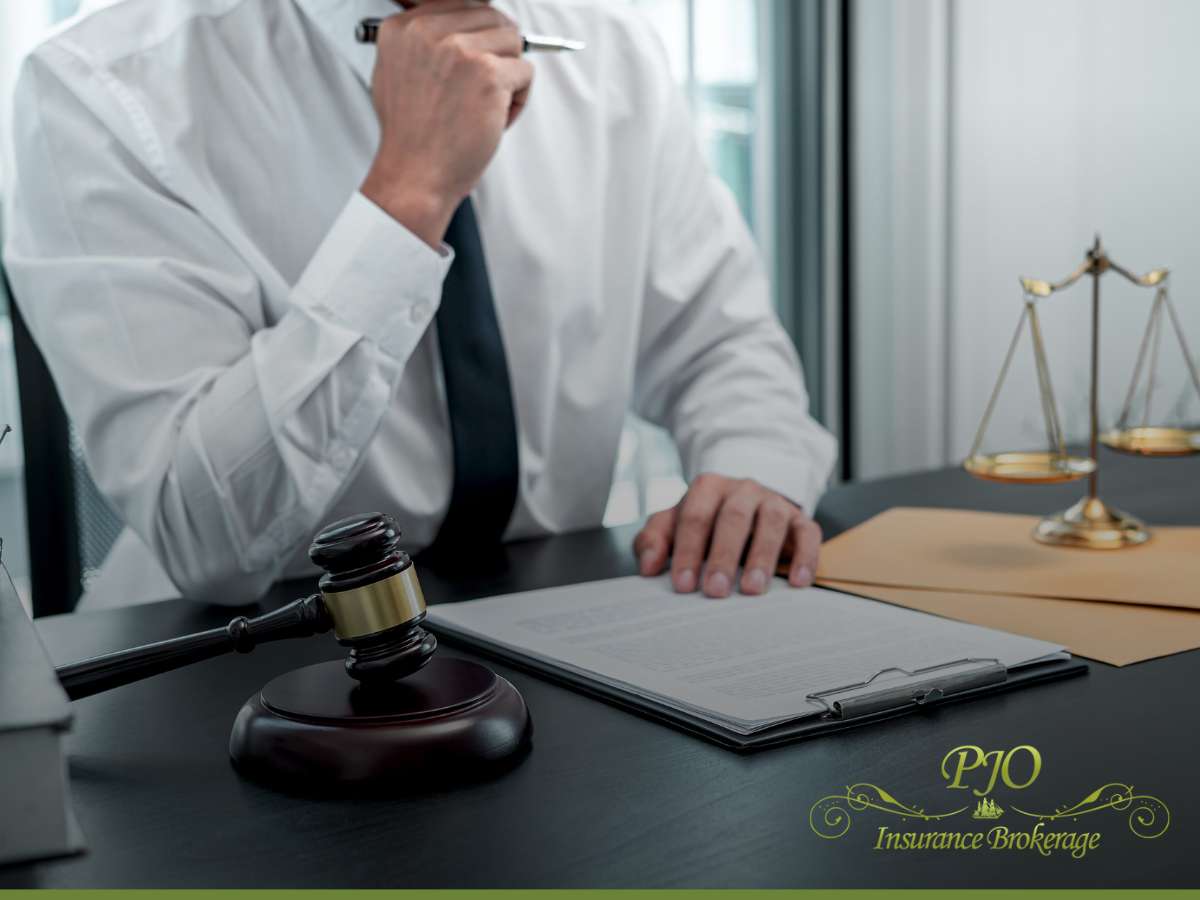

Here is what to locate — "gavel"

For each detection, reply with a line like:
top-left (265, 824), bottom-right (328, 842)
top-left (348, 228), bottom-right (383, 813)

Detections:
top-left (55, 513), bottom-right (532, 789)
top-left (56, 513), bottom-right (436, 700)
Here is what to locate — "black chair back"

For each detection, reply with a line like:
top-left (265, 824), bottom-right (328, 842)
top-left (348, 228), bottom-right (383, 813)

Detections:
top-left (2, 264), bottom-right (123, 616)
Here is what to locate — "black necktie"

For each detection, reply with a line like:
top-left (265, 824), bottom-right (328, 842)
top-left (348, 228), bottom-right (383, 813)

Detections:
top-left (431, 199), bottom-right (520, 550)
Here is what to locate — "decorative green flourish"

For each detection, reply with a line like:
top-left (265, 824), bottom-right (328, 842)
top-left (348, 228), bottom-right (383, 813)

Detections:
top-left (809, 783), bottom-right (968, 839)
top-left (1011, 782), bottom-right (1170, 839)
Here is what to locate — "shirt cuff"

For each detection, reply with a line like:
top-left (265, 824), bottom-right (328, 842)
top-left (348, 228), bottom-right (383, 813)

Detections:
top-left (691, 440), bottom-right (834, 518)
top-left (292, 192), bottom-right (454, 359)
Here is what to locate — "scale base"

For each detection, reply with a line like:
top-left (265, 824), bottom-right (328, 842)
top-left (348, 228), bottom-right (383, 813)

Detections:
top-left (1034, 496), bottom-right (1150, 549)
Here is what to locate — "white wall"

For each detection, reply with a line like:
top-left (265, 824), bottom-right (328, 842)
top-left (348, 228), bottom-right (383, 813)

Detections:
top-left (854, 0), bottom-right (1200, 478)
top-left (852, 0), bottom-right (951, 478)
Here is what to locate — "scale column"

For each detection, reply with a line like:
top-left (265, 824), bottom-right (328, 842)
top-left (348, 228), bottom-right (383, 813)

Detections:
top-left (1088, 257), bottom-right (1101, 501)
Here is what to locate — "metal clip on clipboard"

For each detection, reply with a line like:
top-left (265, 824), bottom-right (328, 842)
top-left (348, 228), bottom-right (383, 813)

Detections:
top-left (806, 658), bottom-right (1008, 720)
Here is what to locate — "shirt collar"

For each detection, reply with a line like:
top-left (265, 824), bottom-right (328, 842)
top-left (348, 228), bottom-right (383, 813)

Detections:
top-left (293, 0), bottom-right (520, 88)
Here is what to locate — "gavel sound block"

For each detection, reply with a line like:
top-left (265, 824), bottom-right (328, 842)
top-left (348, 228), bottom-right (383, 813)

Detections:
top-left (55, 513), bottom-right (532, 791)
top-left (231, 514), bottom-right (531, 788)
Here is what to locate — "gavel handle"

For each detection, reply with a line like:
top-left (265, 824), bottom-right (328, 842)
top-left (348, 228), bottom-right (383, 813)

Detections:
top-left (56, 594), bottom-right (333, 701)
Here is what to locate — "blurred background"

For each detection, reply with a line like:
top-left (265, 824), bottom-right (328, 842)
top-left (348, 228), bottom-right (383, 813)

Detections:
top-left (2, 0), bottom-right (1199, 610)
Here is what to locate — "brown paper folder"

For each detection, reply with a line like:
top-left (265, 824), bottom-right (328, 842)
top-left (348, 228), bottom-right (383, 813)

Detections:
top-left (817, 507), bottom-right (1200, 610)
top-left (815, 507), bottom-right (1200, 665)
top-left (818, 580), bottom-right (1200, 666)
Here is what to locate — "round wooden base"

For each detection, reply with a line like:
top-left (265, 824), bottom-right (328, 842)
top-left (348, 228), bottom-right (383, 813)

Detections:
top-left (229, 657), bottom-right (531, 792)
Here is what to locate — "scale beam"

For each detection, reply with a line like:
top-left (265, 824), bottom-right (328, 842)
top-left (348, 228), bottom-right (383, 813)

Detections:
top-left (1022, 239), bottom-right (1169, 298)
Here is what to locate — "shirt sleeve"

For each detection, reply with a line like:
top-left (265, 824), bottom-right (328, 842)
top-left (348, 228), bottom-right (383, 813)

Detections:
top-left (631, 42), bottom-right (838, 516)
top-left (2, 48), bottom-right (451, 605)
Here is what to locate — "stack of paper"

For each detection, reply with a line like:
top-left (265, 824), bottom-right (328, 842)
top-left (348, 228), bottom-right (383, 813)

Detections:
top-left (426, 576), bottom-right (1068, 737)
top-left (816, 507), bottom-right (1200, 666)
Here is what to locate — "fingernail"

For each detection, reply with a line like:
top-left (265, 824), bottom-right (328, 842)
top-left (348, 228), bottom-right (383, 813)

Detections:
top-left (792, 565), bottom-right (813, 588)
top-left (674, 569), bottom-right (697, 593)
top-left (705, 571), bottom-right (732, 598)
top-left (742, 568), bottom-right (768, 595)
top-left (639, 549), bottom-right (657, 574)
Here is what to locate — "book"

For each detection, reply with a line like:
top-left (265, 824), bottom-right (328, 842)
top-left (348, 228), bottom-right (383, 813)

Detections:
top-left (0, 544), bottom-right (83, 866)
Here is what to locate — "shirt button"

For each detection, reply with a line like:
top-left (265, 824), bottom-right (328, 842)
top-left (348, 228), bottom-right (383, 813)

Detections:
top-left (409, 301), bottom-right (432, 324)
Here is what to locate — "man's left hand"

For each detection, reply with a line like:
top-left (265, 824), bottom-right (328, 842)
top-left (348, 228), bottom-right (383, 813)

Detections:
top-left (633, 474), bottom-right (822, 598)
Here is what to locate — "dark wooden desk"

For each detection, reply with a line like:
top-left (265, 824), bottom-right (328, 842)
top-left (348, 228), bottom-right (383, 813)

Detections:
top-left (6, 452), bottom-right (1200, 888)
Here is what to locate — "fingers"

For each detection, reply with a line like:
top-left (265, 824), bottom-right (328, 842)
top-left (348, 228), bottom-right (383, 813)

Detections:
top-left (421, 6), bottom-right (514, 38)
top-left (669, 474), bottom-right (724, 594)
top-left (379, 1), bottom-right (529, 124)
top-left (458, 25), bottom-right (524, 58)
top-left (382, 3), bottom-right (512, 44)
top-left (634, 507), bottom-right (677, 576)
top-left (488, 55), bottom-right (534, 126)
top-left (491, 55), bottom-right (535, 94)
top-left (740, 494), bottom-right (792, 595)
top-left (412, 0), bottom-right (494, 10)
top-left (507, 82), bottom-right (531, 126)
top-left (786, 516), bottom-right (822, 588)
top-left (642, 474), bottom-right (822, 598)
top-left (702, 481), bottom-right (762, 598)
top-left (401, 0), bottom-right (499, 19)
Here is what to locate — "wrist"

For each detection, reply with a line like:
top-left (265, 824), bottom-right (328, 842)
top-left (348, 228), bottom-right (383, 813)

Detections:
top-left (360, 166), bottom-right (459, 249)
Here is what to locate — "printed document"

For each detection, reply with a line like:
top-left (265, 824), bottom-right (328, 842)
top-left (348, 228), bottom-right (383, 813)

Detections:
top-left (425, 577), bottom-right (1067, 735)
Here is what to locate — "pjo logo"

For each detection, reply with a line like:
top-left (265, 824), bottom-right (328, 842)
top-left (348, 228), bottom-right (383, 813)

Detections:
top-left (941, 745), bottom-right (1042, 797)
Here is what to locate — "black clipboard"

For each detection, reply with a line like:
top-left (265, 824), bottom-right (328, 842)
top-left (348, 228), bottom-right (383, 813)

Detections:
top-left (427, 623), bottom-right (1088, 752)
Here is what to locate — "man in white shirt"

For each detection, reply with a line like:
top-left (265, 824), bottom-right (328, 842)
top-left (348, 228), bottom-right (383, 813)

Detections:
top-left (2, 0), bottom-right (836, 609)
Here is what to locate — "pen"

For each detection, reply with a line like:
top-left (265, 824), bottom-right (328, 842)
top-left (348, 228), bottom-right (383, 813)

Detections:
top-left (355, 17), bottom-right (585, 53)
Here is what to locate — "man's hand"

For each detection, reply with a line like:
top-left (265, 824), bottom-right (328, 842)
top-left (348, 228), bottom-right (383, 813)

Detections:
top-left (633, 474), bottom-right (822, 598)
top-left (360, 0), bottom-right (534, 247)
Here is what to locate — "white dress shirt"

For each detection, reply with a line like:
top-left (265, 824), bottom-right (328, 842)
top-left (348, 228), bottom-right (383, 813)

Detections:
top-left (2, 0), bottom-right (837, 609)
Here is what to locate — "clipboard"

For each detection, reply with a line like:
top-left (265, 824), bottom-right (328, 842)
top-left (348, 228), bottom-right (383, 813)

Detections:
top-left (427, 624), bottom-right (1088, 752)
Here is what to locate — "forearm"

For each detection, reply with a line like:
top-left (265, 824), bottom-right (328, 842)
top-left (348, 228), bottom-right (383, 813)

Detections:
top-left (11, 192), bottom-right (452, 605)
top-left (128, 195), bottom-right (453, 602)
top-left (648, 319), bottom-right (836, 515)
top-left (634, 193), bottom-right (836, 514)
top-left (140, 311), bottom-right (399, 605)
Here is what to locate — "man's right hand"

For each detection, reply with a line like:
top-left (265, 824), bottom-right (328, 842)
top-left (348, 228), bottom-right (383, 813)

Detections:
top-left (360, 0), bottom-right (535, 247)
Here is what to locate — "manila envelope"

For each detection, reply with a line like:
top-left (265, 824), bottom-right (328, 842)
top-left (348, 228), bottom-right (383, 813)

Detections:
top-left (817, 507), bottom-right (1200, 611)
top-left (818, 580), bottom-right (1200, 666)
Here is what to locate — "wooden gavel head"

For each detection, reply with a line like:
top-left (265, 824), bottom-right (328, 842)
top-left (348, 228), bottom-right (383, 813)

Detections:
top-left (308, 512), bottom-right (437, 685)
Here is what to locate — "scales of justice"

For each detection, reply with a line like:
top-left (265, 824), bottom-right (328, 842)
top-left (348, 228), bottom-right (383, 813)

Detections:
top-left (963, 236), bottom-right (1200, 549)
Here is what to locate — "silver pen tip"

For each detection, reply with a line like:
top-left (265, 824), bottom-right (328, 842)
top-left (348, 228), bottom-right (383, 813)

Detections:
top-left (523, 34), bottom-right (587, 52)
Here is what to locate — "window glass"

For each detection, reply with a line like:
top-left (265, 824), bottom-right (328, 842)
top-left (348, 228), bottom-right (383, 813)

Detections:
top-left (694, 0), bottom-right (758, 236)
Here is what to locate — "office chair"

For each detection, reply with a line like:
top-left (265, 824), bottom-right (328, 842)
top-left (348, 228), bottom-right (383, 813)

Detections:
top-left (2, 263), bottom-right (124, 616)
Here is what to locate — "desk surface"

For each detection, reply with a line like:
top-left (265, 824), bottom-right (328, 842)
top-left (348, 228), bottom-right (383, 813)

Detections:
top-left (7, 452), bottom-right (1200, 888)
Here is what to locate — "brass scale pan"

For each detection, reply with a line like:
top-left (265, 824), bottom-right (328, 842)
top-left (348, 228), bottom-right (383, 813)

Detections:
top-left (965, 255), bottom-right (1200, 485)
top-left (967, 429), bottom-right (1199, 485)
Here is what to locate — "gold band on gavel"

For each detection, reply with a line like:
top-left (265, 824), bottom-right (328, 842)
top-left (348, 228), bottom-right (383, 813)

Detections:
top-left (320, 566), bottom-right (427, 641)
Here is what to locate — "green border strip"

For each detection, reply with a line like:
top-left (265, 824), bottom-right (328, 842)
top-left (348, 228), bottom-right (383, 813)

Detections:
top-left (3, 892), bottom-right (1200, 899)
